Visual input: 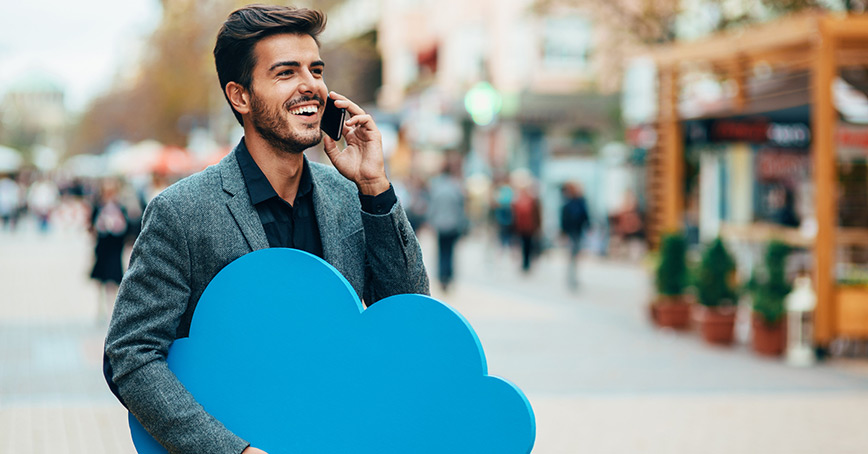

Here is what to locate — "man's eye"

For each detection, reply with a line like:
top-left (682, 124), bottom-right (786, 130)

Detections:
top-left (278, 70), bottom-right (293, 77)
top-left (312, 68), bottom-right (323, 76)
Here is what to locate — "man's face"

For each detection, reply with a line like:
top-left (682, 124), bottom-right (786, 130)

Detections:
top-left (247, 33), bottom-right (328, 154)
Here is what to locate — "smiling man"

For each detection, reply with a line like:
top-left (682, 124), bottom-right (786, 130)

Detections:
top-left (103, 5), bottom-right (429, 454)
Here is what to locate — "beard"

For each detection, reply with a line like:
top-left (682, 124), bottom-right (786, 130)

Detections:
top-left (249, 93), bottom-right (323, 154)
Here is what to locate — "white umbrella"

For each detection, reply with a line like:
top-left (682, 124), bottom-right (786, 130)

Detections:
top-left (0, 145), bottom-right (24, 173)
top-left (107, 140), bottom-right (163, 176)
top-left (64, 154), bottom-right (109, 178)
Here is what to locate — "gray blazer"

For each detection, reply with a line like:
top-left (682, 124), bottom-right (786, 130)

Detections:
top-left (104, 146), bottom-right (429, 453)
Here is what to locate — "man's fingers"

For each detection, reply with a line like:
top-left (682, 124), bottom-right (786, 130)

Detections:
top-left (322, 135), bottom-right (338, 157)
top-left (329, 91), bottom-right (365, 117)
top-left (346, 114), bottom-right (373, 128)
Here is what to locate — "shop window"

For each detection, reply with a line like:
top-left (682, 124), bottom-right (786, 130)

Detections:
top-left (541, 16), bottom-right (591, 71)
top-left (836, 123), bottom-right (868, 285)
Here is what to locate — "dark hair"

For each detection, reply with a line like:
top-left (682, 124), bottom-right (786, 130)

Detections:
top-left (214, 5), bottom-right (326, 125)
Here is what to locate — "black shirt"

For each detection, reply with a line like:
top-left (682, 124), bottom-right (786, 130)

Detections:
top-left (236, 141), bottom-right (323, 257)
top-left (235, 140), bottom-right (397, 256)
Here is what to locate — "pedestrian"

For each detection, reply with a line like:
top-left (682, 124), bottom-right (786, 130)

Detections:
top-left (27, 176), bottom-right (60, 232)
top-left (0, 174), bottom-right (21, 230)
top-left (403, 173), bottom-right (429, 232)
top-left (426, 159), bottom-right (467, 292)
top-left (103, 5), bottom-right (429, 454)
top-left (770, 185), bottom-right (800, 228)
top-left (560, 182), bottom-right (590, 290)
top-left (511, 182), bottom-right (541, 273)
top-left (491, 180), bottom-right (514, 252)
top-left (88, 178), bottom-right (129, 320)
top-left (612, 190), bottom-right (645, 261)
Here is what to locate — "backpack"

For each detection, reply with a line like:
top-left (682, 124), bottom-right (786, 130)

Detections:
top-left (512, 195), bottom-right (539, 235)
top-left (561, 199), bottom-right (589, 235)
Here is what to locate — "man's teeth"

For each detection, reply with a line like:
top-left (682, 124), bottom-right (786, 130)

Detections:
top-left (290, 105), bottom-right (318, 115)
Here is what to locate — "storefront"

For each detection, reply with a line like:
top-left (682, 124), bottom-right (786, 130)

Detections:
top-left (643, 12), bottom-right (868, 346)
top-left (681, 115), bottom-right (812, 242)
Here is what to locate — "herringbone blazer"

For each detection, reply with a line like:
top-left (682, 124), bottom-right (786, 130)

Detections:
top-left (105, 142), bottom-right (429, 453)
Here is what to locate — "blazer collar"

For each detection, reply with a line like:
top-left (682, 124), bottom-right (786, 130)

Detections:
top-left (309, 164), bottom-right (344, 263)
top-left (218, 139), bottom-right (357, 258)
top-left (218, 141), bottom-right (269, 251)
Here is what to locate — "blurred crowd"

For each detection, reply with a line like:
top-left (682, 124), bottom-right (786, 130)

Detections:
top-left (393, 158), bottom-right (647, 292)
top-left (0, 169), bottom-right (178, 318)
top-left (2, 157), bottom-right (650, 305)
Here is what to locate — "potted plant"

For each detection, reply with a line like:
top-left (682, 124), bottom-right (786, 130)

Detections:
top-left (651, 232), bottom-right (691, 329)
top-left (695, 238), bottom-right (738, 345)
top-left (747, 241), bottom-right (791, 356)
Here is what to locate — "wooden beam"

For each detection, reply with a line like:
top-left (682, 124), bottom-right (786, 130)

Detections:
top-left (812, 19), bottom-right (837, 346)
top-left (727, 57), bottom-right (747, 112)
top-left (825, 14), bottom-right (868, 40)
top-left (659, 67), bottom-right (683, 233)
top-left (648, 11), bottom-right (820, 68)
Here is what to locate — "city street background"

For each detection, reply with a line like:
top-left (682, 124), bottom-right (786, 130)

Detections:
top-left (3, 216), bottom-right (868, 453)
top-left (3, 0), bottom-right (868, 453)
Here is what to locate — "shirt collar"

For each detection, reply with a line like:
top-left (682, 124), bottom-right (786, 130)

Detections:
top-left (235, 138), bottom-right (314, 206)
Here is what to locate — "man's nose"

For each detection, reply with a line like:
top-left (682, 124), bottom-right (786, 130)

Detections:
top-left (297, 71), bottom-right (319, 94)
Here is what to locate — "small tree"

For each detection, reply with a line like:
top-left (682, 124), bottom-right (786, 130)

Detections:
top-left (748, 241), bottom-right (792, 324)
top-left (696, 238), bottom-right (738, 307)
top-left (655, 232), bottom-right (688, 298)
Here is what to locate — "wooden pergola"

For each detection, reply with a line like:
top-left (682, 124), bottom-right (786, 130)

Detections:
top-left (645, 12), bottom-right (868, 345)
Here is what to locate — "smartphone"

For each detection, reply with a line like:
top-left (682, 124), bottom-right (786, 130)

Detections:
top-left (321, 96), bottom-right (346, 141)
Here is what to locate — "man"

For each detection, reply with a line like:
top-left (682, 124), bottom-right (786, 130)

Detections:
top-left (104, 5), bottom-right (429, 454)
top-left (425, 158), bottom-right (467, 292)
top-left (511, 183), bottom-right (541, 273)
top-left (560, 182), bottom-right (589, 290)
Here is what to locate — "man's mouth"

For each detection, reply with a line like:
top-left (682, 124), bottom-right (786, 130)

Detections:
top-left (289, 105), bottom-right (319, 116)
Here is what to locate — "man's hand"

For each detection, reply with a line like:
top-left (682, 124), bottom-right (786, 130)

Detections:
top-left (242, 447), bottom-right (268, 454)
top-left (322, 91), bottom-right (390, 196)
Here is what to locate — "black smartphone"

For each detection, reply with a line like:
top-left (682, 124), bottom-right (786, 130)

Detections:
top-left (321, 96), bottom-right (346, 141)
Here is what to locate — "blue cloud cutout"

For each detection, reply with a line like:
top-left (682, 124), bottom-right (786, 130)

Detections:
top-left (129, 248), bottom-right (535, 453)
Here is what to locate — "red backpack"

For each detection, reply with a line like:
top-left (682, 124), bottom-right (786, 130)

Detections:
top-left (512, 195), bottom-right (539, 235)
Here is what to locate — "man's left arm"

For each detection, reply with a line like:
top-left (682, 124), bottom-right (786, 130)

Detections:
top-left (323, 91), bottom-right (430, 300)
top-left (359, 186), bottom-right (429, 301)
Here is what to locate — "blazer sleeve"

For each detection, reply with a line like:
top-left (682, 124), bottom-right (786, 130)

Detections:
top-left (360, 198), bottom-right (430, 304)
top-left (104, 194), bottom-right (249, 454)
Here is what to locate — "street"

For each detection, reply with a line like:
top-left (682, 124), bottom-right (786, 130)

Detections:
top-left (2, 221), bottom-right (868, 453)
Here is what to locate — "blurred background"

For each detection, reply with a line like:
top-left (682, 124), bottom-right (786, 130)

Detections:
top-left (3, 0), bottom-right (868, 452)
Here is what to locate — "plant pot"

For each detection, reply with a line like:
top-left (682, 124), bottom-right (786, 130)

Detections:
top-left (751, 313), bottom-right (787, 356)
top-left (697, 306), bottom-right (737, 345)
top-left (652, 296), bottom-right (692, 330)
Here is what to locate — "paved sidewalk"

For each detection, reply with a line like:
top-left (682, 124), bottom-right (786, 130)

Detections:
top-left (2, 224), bottom-right (868, 453)
top-left (1, 224), bottom-right (136, 453)
top-left (424, 230), bottom-right (868, 453)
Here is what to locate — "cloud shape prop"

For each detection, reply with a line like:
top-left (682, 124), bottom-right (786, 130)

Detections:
top-left (129, 248), bottom-right (535, 454)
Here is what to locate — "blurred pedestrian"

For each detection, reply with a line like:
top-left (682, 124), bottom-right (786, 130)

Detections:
top-left (612, 190), bottom-right (645, 261)
top-left (89, 178), bottom-right (129, 320)
top-left (511, 183), bottom-right (541, 273)
top-left (0, 174), bottom-right (21, 230)
top-left (118, 179), bottom-right (146, 245)
top-left (560, 182), bottom-right (590, 290)
top-left (770, 185), bottom-right (800, 228)
top-left (103, 6), bottom-right (429, 454)
top-left (27, 176), bottom-right (60, 232)
top-left (427, 159), bottom-right (467, 292)
top-left (491, 181), bottom-right (514, 251)
top-left (404, 174), bottom-right (429, 232)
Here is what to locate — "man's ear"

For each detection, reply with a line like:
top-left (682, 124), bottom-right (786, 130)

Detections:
top-left (225, 82), bottom-right (251, 116)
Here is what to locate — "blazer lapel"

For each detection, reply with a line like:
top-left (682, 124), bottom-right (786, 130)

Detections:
top-left (309, 161), bottom-right (364, 265)
top-left (311, 166), bottom-right (342, 263)
top-left (219, 149), bottom-right (269, 252)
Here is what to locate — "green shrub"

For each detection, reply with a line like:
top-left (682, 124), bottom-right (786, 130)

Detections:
top-left (655, 232), bottom-right (688, 297)
top-left (696, 238), bottom-right (737, 307)
top-left (748, 241), bottom-right (792, 324)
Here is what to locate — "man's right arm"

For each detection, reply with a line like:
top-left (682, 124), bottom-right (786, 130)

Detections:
top-left (104, 194), bottom-right (250, 454)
